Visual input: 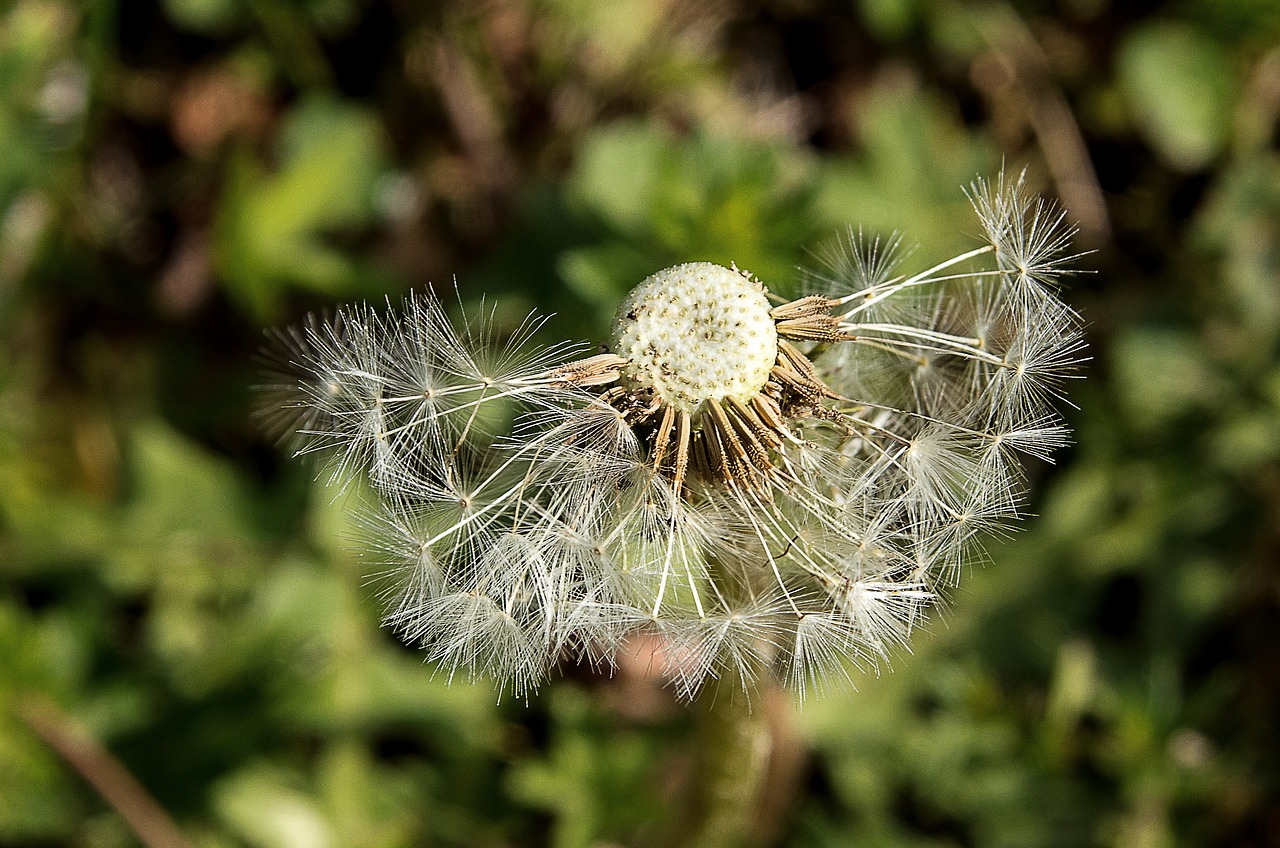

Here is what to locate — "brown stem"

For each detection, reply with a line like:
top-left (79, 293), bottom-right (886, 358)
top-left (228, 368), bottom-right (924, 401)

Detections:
top-left (18, 695), bottom-right (193, 848)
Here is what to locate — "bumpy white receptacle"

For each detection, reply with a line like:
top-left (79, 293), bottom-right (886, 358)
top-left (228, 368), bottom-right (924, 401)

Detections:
top-left (610, 262), bottom-right (778, 413)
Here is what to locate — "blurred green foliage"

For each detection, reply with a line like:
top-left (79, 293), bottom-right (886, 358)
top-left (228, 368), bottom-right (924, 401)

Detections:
top-left (1, 0), bottom-right (1278, 846)
top-left (215, 94), bottom-right (391, 317)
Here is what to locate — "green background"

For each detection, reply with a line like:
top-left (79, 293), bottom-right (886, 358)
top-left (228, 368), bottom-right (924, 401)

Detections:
top-left (1, 0), bottom-right (1278, 845)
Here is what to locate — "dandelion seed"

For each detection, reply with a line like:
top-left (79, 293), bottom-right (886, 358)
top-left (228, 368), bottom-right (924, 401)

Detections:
top-left (263, 171), bottom-right (1084, 699)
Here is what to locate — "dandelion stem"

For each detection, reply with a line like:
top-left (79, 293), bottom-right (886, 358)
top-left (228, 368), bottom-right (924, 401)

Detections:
top-left (670, 673), bottom-right (773, 848)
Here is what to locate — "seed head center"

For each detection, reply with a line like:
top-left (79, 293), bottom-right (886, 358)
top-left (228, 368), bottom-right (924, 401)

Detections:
top-left (610, 263), bottom-right (778, 413)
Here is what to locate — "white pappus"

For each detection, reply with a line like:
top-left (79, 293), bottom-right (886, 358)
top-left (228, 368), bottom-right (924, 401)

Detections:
top-left (262, 171), bottom-right (1085, 700)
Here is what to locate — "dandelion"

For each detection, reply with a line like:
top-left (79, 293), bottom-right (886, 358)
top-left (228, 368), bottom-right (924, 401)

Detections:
top-left (263, 171), bottom-right (1084, 703)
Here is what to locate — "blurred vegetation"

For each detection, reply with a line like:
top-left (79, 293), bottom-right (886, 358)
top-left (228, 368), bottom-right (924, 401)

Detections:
top-left (1, 0), bottom-right (1278, 846)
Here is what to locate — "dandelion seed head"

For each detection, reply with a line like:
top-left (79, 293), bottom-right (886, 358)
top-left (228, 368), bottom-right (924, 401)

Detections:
top-left (263, 172), bottom-right (1085, 701)
top-left (610, 262), bottom-right (778, 413)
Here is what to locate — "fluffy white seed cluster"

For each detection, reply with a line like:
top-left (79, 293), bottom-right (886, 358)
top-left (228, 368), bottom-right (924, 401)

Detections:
top-left (264, 172), bottom-right (1084, 700)
top-left (611, 263), bottom-right (778, 411)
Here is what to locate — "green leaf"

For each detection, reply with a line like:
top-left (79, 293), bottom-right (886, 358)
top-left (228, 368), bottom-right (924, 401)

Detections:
top-left (1117, 22), bottom-right (1237, 170)
top-left (162, 0), bottom-right (244, 34)
top-left (214, 95), bottom-right (389, 318)
top-left (814, 81), bottom-right (992, 262)
top-left (570, 122), bottom-right (665, 238)
top-left (857, 0), bottom-right (922, 42)
top-left (215, 766), bottom-right (334, 848)
top-left (1110, 327), bottom-right (1221, 434)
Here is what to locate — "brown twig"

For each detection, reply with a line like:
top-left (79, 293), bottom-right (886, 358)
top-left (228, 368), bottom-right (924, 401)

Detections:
top-left (430, 35), bottom-right (518, 195)
top-left (973, 3), bottom-right (1112, 245)
top-left (18, 695), bottom-right (194, 848)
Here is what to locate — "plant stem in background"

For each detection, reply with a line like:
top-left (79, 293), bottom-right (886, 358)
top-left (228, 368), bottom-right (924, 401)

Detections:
top-left (19, 697), bottom-right (193, 848)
